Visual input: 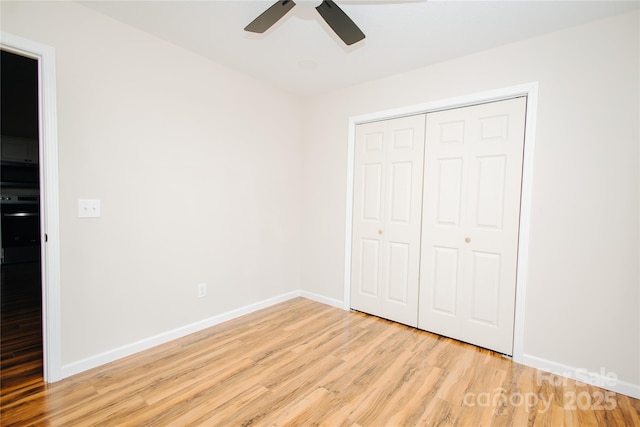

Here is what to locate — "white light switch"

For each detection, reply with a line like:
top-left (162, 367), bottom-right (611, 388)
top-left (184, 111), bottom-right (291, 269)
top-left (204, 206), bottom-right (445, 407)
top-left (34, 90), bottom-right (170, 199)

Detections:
top-left (78, 199), bottom-right (101, 218)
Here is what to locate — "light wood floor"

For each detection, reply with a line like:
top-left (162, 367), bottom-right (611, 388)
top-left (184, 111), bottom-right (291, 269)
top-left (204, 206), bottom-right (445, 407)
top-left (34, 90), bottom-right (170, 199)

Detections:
top-left (2, 296), bottom-right (639, 426)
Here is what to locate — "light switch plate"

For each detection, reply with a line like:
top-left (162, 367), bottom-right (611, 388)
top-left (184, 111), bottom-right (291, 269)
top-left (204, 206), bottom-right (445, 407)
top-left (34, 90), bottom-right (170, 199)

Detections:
top-left (78, 199), bottom-right (101, 218)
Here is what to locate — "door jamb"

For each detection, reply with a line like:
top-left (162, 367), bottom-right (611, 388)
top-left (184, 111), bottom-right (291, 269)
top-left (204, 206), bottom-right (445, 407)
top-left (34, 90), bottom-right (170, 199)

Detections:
top-left (343, 83), bottom-right (538, 364)
top-left (1, 32), bottom-right (63, 382)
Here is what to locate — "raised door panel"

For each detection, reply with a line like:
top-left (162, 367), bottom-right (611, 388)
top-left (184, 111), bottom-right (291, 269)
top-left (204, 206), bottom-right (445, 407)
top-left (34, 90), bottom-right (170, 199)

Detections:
top-left (430, 246), bottom-right (459, 316)
top-left (468, 250), bottom-right (502, 326)
top-left (362, 163), bottom-right (384, 222)
top-left (435, 157), bottom-right (464, 227)
top-left (386, 241), bottom-right (410, 303)
top-left (388, 161), bottom-right (413, 224)
top-left (358, 238), bottom-right (381, 297)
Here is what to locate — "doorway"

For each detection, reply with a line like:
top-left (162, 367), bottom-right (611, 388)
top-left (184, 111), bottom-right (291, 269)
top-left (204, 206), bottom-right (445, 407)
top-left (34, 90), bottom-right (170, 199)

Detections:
top-left (1, 32), bottom-right (62, 383)
top-left (1, 49), bottom-right (43, 387)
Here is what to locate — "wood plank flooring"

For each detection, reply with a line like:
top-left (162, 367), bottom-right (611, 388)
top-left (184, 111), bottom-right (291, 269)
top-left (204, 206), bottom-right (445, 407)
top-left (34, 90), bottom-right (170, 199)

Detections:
top-left (1, 261), bottom-right (44, 415)
top-left (2, 296), bottom-right (639, 426)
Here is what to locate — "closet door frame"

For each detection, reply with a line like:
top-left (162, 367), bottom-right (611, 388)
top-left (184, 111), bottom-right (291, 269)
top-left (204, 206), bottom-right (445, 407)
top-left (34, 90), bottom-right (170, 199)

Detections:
top-left (343, 82), bottom-right (539, 364)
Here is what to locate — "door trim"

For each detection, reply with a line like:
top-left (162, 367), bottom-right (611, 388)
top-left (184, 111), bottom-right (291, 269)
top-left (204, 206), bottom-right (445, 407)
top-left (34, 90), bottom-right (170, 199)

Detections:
top-left (1, 32), bottom-right (62, 382)
top-left (344, 83), bottom-right (538, 364)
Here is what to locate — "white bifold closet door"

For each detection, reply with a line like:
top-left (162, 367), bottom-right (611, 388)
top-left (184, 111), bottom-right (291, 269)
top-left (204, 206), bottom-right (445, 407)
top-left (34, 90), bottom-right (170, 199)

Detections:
top-left (350, 114), bottom-right (426, 327)
top-left (418, 97), bottom-right (527, 355)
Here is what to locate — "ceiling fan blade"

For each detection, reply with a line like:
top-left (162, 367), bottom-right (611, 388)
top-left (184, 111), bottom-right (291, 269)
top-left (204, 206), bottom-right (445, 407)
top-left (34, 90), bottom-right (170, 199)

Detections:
top-left (244, 0), bottom-right (296, 33)
top-left (315, 0), bottom-right (365, 46)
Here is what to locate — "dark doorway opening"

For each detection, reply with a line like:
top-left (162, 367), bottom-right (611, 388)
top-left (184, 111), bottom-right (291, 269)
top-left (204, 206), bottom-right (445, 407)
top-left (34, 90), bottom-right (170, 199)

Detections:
top-left (1, 49), bottom-right (43, 392)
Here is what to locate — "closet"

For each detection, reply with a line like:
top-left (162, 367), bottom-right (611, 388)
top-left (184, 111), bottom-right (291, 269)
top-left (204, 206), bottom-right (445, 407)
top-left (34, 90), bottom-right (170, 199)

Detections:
top-left (350, 97), bottom-right (527, 355)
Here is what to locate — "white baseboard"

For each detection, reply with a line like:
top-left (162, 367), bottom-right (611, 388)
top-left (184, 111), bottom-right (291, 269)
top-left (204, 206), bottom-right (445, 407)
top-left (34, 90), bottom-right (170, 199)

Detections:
top-left (522, 354), bottom-right (640, 399)
top-left (299, 290), bottom-right (345, 309)
top-left (60, 293), bottom-right (640, 402)
top-left (61, 291), bottom-right (302, 379)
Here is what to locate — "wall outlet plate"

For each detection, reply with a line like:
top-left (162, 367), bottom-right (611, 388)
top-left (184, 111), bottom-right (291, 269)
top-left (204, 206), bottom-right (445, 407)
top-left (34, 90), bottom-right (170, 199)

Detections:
top-left (78, 199), bottom-right (101, 218)
top-left (197, 283), bottom-right (207, 298)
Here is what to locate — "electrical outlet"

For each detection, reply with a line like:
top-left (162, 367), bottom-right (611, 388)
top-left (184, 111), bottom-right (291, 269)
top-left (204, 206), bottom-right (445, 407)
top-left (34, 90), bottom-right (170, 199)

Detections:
top-left (197, 283), bottom-right (207, 298)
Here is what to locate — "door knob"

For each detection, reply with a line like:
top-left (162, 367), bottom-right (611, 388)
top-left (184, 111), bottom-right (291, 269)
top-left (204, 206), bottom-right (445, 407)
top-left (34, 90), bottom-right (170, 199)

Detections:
top-left (465, 237), bottom-right (471, 243)
top-left (378, 230), bottom-right (383, 235)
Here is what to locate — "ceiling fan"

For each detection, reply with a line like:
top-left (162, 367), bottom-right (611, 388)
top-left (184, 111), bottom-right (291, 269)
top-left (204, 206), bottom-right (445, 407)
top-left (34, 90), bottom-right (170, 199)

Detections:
top-left (244, 0), bottom-right (365, 46)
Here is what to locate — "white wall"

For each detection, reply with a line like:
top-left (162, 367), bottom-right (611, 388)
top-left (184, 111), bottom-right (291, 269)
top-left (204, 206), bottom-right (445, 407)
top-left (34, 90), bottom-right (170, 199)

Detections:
top-left (1, 1), bottom-right (303, 365)
top-left (301, 10), bottom-right (639, 391)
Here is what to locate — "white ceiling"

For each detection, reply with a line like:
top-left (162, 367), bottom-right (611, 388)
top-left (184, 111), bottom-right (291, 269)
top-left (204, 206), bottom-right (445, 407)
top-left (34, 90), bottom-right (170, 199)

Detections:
top-left (79, 0), bottom-right (639, 96)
